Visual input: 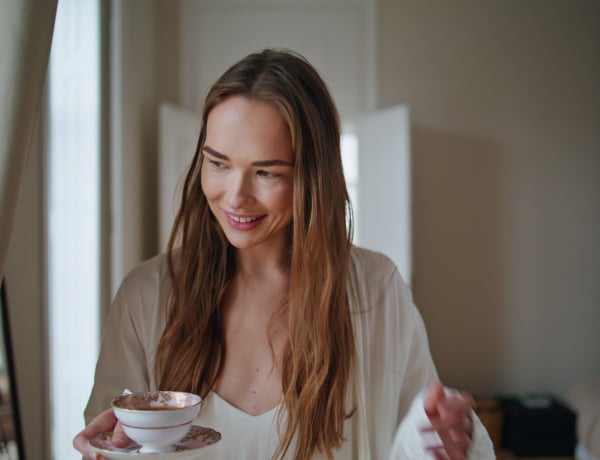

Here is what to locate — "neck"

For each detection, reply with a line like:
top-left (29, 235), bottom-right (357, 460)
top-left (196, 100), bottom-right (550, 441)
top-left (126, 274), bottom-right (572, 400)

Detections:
top-left (234, 240), bottom-right (290, 280)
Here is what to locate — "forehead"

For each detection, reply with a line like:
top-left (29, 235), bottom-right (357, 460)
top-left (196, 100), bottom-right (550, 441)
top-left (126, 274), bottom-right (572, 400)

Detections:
top-left (205, 96), bottom-right (293, 160)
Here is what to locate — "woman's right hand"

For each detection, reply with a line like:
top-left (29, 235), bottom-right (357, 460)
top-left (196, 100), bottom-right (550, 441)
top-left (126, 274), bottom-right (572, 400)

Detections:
top-left (73, 408), bottom-right (129, 460)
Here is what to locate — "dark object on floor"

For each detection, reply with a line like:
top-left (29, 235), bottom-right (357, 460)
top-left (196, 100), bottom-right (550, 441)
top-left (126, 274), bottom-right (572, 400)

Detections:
top-left (499, 396), bottom-right (576, 456)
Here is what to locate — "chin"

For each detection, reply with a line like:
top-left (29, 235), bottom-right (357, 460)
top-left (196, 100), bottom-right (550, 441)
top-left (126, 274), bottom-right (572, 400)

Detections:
top-left (223, 235), bottom-right (259, 250)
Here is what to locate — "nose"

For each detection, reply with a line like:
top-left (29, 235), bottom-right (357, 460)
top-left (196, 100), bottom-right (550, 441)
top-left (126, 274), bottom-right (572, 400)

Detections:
top-left (225, 172), bottom-right (253, 209)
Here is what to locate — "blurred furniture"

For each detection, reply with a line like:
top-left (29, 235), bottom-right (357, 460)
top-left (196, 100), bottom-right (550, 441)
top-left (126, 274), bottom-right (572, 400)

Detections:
top-left (496, 450), bottom-right (574, 460)
top-left (567, 379), bottom-right (600, 460)
top-left (475, 397), bottom-right (504, 450)
top-left (500, 396), bottom-right (576, 456)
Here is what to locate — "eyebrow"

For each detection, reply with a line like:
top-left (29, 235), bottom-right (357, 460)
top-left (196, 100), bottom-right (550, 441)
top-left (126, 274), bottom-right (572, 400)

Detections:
top-left (203, 146), bottom-right (293, 168)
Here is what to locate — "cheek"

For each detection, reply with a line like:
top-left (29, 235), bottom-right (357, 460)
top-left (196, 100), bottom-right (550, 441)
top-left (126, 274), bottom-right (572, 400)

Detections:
top-left (200, 168), bottom-right (216, 200)
top-left (271, 187), bottom-right (293, 214)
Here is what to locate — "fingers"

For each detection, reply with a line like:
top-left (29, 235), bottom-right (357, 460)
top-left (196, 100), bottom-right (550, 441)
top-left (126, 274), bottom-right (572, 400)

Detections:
top-left (111, 421), bottom-right (129, 447)
top-left (73, 429), bottom-right (100, 460)
top-left (425, 428), bottom-right (472, 460)
top-left (73, 408), bottom-right (119, 460)
top-left (424, 381), bottom-right (445, 415)
top-left (423, 384), bottom-right (476, 460)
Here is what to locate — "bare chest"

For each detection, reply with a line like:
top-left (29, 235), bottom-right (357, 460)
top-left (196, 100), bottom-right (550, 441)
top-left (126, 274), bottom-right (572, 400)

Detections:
top-left (215, 282), bottom-right (288, 416)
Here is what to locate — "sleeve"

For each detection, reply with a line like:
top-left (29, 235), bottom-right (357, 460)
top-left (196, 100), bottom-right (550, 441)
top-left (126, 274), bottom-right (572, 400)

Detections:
top-left (393, 289), bottom-right (439, 422)
top-left (354, 259), bottom-right (439, 458)
top-left (384, 278), bottom-right (495, 459)
top-left (83, 273), bottom-right (154, 424)
top-left (390, 390), bottom-right (495, 459)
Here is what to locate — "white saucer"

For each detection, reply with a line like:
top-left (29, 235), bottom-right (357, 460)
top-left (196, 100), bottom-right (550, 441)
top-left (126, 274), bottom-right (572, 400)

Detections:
top-left (89, 425), bottom-right (221, 459)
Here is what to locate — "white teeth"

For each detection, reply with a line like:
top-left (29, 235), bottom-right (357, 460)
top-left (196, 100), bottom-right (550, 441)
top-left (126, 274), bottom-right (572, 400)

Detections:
top-left (230, 215), bottom-right (258, 223)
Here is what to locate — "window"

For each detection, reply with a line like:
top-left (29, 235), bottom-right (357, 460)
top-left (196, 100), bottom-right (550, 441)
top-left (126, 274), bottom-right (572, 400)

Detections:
top-left (47, 0), bottom-right (100, 458)
top-left (341, 128), bottom-right (360, 243)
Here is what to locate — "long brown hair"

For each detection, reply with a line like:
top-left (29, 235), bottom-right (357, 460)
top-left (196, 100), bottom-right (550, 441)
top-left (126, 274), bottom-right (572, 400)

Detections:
top-left (154, 49), bottom-right (355, 460)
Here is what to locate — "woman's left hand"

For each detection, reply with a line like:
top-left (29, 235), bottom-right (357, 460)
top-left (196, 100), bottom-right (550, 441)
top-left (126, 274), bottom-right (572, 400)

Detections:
top-left (422, 381), bottom-right (475, 460)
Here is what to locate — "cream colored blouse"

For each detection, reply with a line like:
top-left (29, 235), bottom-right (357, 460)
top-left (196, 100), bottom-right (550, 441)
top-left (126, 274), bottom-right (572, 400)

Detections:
top-left (85, 246), bottom-right (494, 459)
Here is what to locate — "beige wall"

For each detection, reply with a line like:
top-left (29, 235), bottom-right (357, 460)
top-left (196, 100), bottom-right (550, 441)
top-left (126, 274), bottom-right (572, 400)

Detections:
top-left (378, 0), bottom-right (600, 398)
top-left (4, 1), bottom-right (600, 456)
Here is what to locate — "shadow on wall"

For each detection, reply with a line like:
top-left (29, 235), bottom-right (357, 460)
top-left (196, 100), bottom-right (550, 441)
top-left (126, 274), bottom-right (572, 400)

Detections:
top-left (411, 125), bottom-right (509, 396)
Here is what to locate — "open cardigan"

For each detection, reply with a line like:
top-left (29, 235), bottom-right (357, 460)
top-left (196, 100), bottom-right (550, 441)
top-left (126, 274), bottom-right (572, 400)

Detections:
top-left (85, 246), bottom-right (494, 458)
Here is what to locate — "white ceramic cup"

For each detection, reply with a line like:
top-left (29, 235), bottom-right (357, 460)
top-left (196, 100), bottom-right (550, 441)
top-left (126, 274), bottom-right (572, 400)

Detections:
top-left (112, 390), bottom-right (202, 453)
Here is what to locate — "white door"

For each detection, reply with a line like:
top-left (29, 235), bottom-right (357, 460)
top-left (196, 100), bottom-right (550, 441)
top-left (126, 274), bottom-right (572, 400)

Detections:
top-left (177, 0), bottom-right (374, 121)
top-left (357, 105), bottom-right (412, 285)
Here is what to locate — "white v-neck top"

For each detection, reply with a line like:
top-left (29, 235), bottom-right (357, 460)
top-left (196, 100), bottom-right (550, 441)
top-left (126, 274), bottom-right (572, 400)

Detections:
top-left (196, 391), bottom-right (354, 459)
top-left (198, 392), bottom-right (284, 459)
top-left (85, 246), bottom-right (494, 459)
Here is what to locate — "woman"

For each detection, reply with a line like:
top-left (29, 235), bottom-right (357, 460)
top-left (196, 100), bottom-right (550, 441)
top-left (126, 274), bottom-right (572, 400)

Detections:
top-left (74, 49), bottom-right (494, 459)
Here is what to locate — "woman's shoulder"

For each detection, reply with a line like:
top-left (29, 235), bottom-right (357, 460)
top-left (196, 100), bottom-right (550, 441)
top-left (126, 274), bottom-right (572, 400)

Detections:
top-left (348, 245), bottom-right (411, 309)
top-left (348, 246), bottom-right (424, 371)
top-left (121, 252), bottom-right (169, 284)
top-left (349, 245), bottom-right (402, 284)
top-left (115, 252), bottom-right (172, 305)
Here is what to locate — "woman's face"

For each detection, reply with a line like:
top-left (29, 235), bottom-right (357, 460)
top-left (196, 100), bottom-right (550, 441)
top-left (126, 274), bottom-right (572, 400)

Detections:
top-left (201, 95), bottom-right (294, 253)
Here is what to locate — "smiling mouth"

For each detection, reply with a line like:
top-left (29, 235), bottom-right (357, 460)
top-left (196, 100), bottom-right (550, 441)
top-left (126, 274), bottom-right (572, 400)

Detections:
top-left (227, 214), bottom-right (261, 223)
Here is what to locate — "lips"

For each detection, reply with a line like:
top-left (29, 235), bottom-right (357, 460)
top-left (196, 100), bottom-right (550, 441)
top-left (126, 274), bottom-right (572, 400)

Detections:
top-left (224, 212), bottom-right (265, 229)
top-left (228, 214), bottom-right (260, 224)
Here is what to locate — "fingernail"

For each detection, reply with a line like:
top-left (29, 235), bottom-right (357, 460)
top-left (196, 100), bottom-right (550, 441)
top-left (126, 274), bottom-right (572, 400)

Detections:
top-left (86, 450), bottom-right (97, 460)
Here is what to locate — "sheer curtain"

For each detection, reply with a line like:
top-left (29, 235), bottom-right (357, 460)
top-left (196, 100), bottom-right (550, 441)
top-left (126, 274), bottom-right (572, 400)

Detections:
top-left (0, 0), bottom-right (58, 278)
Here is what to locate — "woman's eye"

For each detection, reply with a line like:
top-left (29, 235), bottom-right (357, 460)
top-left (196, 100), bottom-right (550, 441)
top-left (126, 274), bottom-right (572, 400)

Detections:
top-left (209, 160), bottom-right (226, 169)
top-left (257, 170), bottom-right (278, 178)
